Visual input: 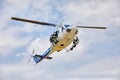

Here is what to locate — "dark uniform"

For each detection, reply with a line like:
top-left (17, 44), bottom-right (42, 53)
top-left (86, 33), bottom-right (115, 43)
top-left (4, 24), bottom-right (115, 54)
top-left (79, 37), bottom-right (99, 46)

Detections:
top-left (50, 31), bottom-right (59, 46)
top-left (67, 37), bottom-right (79, 52)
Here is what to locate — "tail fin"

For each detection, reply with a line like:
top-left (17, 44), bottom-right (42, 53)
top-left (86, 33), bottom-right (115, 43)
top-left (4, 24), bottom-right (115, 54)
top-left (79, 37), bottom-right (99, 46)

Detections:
top-left (33, 55), bottom-right (43, 63)
top-left (33, 55), bottom-right (52, 63)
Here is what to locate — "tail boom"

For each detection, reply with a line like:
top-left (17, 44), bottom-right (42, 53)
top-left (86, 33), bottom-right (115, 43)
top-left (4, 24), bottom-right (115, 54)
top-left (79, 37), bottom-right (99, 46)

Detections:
top-left (33, 47), bottom-right (53, 63)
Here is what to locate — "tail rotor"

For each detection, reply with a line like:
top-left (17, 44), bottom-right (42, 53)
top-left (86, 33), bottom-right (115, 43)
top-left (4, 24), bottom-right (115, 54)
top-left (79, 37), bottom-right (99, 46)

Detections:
top-left (28, 49), bottom-right (35, 63)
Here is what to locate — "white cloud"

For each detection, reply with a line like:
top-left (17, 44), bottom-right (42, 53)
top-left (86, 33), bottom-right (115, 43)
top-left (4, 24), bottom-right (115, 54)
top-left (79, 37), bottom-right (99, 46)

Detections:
top-left (26, 37), bottom-right (50, 54)
top-left (0, 56), bottom-right (119, 80)
top-left (0, 0), bottom-right (31, 55)
top-left (0, 0), bottom-right (29, 27)
top-left (69, 56), bottom-right (120, 80)
top-left (56, 0), bottom-right (120, 25)
top-left (0, 0), bottom-right (120, 80)
top-left (0, 0), bottom-right (52, 56)
top-left (0, 26), bottom-right (33, 56)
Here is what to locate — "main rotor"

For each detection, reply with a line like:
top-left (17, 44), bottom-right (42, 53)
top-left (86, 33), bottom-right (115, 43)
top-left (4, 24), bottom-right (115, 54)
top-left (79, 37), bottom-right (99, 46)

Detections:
top-left (11, 17), bottom-right (107, 29)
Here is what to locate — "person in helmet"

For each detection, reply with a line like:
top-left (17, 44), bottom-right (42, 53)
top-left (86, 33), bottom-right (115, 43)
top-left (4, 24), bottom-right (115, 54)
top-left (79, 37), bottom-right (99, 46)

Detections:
top-left (66, 37), bottom-right (79, 52)
top-left (50, 31), bottom-right (59, 46)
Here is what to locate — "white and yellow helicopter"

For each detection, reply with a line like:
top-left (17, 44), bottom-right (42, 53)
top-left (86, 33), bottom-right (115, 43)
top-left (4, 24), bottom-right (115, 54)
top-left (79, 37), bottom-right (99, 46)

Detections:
top-left (11, 17), bottom-right (106, 64)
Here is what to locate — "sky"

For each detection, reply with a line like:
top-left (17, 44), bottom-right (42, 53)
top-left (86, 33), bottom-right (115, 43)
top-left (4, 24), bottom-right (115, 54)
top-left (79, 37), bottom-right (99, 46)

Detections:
top-left (0, 0), bottom-right (120, 80)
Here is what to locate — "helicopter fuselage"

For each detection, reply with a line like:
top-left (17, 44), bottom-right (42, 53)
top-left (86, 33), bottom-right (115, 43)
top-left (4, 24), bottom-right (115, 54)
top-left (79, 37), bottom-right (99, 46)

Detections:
top-left (51, 27), bottom-right (78, 52)
top-left (32, 27), bottom-right (79, 63)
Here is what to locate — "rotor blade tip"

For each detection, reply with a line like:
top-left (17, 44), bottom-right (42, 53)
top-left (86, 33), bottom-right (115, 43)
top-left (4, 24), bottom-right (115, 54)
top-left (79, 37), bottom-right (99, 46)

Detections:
top-left (11, 17), bottom-right (15, 20)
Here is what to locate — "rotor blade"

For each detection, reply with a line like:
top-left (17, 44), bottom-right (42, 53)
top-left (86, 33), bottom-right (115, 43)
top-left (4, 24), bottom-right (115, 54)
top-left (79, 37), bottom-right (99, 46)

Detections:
top-left (76, 26), bottom-right (107, 29)
top-left (28, 55), bottom-right (32, 63)
top-left (11, 17), bottom-right (56, 27)
top-left (28, 49), bottom-right (35, 63)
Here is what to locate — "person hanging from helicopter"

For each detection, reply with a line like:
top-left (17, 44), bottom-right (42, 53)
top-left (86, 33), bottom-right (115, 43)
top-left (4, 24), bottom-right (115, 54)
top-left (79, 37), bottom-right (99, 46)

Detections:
top-left (50, 30), bottom-right (59, 46)
top-left (66, 37), bottom-right (79, 52)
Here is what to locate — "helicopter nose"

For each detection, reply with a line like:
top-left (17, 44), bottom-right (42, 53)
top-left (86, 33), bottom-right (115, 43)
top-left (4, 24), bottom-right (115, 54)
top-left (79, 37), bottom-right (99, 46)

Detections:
top-left (66, 29), bottom-right (71, 32)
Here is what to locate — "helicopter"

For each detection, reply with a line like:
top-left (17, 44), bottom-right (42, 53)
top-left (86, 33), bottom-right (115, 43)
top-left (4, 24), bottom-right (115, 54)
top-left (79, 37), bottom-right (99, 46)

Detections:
top-left (11, 17), bottom-right (106, 64)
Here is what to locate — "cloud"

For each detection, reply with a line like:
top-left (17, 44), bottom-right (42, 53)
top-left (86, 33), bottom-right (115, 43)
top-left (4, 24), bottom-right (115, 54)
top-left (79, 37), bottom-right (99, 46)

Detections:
top-left (0, 26), bottom-right (33, 56)
top-left (58, 0), bottom-right (120, 24)
top-left (0, 55), bottom-right (119, 80)
top-left (0, 0), bottom-right (52, 56)
top-left (0, 0), bottom-right (120, 80)
top-left (26, 37), bottom-right (50, 55)
top-left (0, 0), bottom-right (31, 56)
top-left (71, 56), bottom-right (120, 80)
top-left (0, 0), bottom-right (29, 27)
